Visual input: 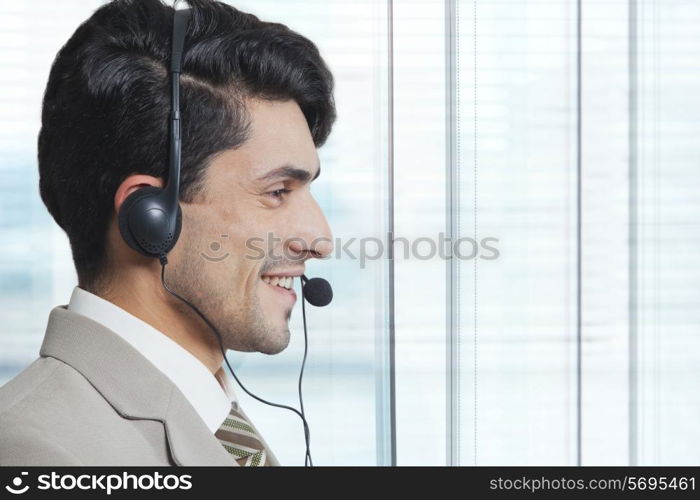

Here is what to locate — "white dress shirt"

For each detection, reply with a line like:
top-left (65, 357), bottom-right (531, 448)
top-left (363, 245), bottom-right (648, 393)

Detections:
top-left (67, 286), bottom-right (236, 433)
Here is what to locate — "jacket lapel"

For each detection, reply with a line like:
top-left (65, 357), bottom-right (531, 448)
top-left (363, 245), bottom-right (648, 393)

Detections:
top-left (40, 305), bottom-right (237, 466)
top-left (164, 388), bottom-right (241, 466)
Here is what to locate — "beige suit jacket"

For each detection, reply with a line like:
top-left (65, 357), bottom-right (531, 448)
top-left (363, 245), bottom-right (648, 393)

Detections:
top-left (0, 305), bottom-right (280, 466)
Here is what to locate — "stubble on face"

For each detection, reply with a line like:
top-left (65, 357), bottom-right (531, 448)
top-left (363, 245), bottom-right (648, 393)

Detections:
top-left (165, 214), bottom-right (292, 355)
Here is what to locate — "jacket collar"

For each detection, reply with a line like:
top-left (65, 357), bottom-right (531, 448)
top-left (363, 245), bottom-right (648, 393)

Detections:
top-left (40, 305), bottom-right (237, 466)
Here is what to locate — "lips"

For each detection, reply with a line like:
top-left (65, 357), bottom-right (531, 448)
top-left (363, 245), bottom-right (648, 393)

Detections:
top-left (261, 275), bottom-right (294, 290)
top-left (260, 268), bottom-right (304, 308)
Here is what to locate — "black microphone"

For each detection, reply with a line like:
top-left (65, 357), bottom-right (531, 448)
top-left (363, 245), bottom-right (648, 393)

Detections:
top-left (301, 274), bottom-right (333, 307)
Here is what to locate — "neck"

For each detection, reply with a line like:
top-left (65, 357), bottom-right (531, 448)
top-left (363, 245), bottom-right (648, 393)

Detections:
top-left (97, 268), bottom-right (224, 375)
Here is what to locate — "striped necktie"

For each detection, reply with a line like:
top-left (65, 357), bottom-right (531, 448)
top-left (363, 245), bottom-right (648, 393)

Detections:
top-left (215, 401), bottom-right (270, 467)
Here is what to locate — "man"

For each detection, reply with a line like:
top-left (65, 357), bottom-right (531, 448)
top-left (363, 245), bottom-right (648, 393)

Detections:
top-left (0, 0), bottom-right (335, 466)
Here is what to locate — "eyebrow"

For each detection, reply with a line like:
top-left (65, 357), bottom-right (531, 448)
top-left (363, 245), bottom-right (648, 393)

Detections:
top-left (256, 164), bottom-right (321, 184)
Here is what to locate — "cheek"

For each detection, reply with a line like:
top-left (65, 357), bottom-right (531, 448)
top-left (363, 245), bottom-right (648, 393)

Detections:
top-left (237, 216), bottom-right (285, 259)
top-left (211, 199), bottom-right (293, 275)
top-left (223, 227), bottom-right (268, 289)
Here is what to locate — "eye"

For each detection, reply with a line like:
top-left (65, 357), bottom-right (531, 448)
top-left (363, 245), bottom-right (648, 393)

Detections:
top-left (268, 188), bottom-right (291, 200)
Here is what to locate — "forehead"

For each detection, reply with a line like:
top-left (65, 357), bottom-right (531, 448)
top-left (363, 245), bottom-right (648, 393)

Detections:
top-left (233, 98), bottom-right (318, 180)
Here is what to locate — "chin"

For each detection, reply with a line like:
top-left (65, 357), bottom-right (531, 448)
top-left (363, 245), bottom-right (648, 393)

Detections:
top-left (257, 327), bottom-right (291, 355)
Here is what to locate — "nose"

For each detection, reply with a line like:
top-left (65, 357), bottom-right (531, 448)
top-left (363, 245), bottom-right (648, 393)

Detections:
top-left (287, 193), bottom-right (333, 260)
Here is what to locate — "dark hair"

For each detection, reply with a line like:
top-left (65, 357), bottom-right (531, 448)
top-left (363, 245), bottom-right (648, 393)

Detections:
top-left (38, 0), bottom-right (336, 291)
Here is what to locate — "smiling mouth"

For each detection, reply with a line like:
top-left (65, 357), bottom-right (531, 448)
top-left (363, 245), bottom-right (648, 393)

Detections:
top-left (260, 270), bottom-right (305, 302)
top-left (261, 275), bottom-right (295, 290)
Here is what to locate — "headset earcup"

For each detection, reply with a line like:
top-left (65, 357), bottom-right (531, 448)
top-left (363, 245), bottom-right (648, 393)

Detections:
top-left (119, 186), bottom-right (160, 257)
top-left (171, 202), bottom-right (183, 252)
top-left (118, 186), bottom-right (182, 258)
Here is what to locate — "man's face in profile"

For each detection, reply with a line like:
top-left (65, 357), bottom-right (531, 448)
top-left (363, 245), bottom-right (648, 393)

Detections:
top-left (167, 97), bottom-right (333, 355)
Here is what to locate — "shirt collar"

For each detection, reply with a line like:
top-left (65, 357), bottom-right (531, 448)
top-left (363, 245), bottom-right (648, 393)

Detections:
top-left (67, 286), bottom-right (236, 433)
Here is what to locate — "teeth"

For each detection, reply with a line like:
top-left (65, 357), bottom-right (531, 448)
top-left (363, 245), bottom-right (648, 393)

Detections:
top-left (262, 276), bottom-right (294, 289)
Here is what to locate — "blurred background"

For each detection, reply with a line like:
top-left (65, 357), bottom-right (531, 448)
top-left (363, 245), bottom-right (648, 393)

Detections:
top-left (0, 0), bottom-right (698, 466)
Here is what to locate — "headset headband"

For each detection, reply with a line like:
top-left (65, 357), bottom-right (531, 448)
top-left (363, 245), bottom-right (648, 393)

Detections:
top-left (165, 7), bottom-right (191, 219)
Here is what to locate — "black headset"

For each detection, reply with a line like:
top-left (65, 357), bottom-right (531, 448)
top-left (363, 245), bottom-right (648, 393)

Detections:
top-left (117, 7), bottom-right (188, 257)
top-left (117, 3), bottom-right (332, 466)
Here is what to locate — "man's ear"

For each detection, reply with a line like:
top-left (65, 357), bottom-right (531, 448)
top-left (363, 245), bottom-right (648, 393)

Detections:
top-left (114, 175), bottom-right (164, 213)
